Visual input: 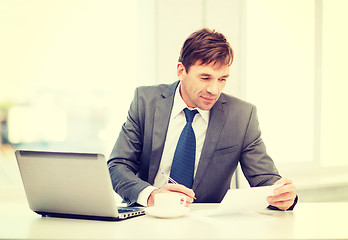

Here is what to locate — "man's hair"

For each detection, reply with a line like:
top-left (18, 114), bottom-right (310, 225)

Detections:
top-left (179, 28), bottom-right (234, 72)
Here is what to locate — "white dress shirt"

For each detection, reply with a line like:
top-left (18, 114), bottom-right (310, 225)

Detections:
top-left (137, 83), bottom-right (209, 206)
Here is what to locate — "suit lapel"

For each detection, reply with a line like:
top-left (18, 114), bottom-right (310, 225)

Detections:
top-left (148, 82), bottom-right (179, 184)
top-left (192, 94), bottom-right (228, 189)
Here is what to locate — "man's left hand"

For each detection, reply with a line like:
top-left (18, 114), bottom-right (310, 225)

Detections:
top-left (267, 178), bottom-right (297, 210)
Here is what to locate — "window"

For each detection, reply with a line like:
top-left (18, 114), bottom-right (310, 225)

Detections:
top-left (239, 0), bottom-right (348, 187)
top-left (245, 0), bottom-right (315, 164)
top-left (321, 0), bottom-right (348, 167)
top-left (0, 1), bottom-right (138, 155)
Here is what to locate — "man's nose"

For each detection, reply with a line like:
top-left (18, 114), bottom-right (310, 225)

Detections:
top-left (206, 80), bottom-right (219, 95)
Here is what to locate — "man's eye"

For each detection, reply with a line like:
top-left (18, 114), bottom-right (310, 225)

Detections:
top-left (219, 78), bottom-right (227, 82)
top-left (201, 77), bottom-right (210, 80)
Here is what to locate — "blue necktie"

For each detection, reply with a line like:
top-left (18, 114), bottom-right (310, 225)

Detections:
top-left (170, 108), bottom-right (198, 188)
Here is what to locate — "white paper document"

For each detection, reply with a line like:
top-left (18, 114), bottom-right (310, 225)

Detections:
top-left (213, 184), bottom-right (284, 215)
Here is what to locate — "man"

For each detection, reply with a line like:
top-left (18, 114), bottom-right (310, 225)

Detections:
top-left (108, 28), bottom-right (297, 210)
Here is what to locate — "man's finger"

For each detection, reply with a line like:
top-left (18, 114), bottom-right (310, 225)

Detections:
top-left (274, 183), bottom-right (296, 196)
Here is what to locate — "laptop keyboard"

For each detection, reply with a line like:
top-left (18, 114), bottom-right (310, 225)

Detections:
top-left (117, 207), bottom-right (143, 213)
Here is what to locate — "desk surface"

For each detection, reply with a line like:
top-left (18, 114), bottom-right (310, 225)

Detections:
top-left (0, 197), bottom-right (347, 240)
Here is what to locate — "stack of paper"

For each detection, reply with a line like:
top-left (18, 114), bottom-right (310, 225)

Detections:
top-left (213, 184), bottom-right (283, 215)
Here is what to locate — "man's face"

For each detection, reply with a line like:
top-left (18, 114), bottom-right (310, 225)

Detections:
top-left (177, 61), bottom-right (230, 110)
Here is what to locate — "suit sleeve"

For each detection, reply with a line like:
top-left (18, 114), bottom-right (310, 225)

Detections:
top-left (239, 106), bottom-right (282, 187)
top-left (107, 88), bottom-right (151, 206)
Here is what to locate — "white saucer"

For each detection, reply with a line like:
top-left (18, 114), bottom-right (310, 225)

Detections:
top-left (145, 207), bottom-right (190, 218)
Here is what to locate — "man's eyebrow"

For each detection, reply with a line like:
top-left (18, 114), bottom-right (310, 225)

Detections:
top-left (198, 73), bottom-right (230, 78)
top-left (198, 73), bottom-right (212, 77)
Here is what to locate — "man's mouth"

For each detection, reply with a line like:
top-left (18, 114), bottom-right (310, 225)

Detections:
top-left (201, 96), bottom-right (216, 103)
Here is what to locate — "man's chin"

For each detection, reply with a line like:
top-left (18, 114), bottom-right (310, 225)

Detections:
top-left (197, 102), bottom-right (215, 111)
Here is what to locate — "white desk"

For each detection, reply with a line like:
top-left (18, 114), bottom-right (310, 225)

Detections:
top-left (0, 198), bottom-right (347, 240)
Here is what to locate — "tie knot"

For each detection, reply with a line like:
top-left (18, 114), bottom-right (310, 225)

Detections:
top-left (183, 108), bottom-right (198, 123)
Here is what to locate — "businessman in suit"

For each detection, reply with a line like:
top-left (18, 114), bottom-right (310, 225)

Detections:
top-left (108, 28), bottom-right (297, 210)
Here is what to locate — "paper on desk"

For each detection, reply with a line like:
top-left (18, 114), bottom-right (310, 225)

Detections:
top-left (212, 183), bottom-right (283, 215)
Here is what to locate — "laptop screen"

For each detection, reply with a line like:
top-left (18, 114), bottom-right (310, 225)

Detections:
top-left (15, 150), bottom-right (119, 219)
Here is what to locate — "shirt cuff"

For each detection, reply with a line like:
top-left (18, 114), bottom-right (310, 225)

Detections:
top-left (137, 186), bottom-right (158, 207)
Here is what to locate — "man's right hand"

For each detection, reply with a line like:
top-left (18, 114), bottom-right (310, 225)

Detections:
top-left (147, 183), bottom-right (195, 207)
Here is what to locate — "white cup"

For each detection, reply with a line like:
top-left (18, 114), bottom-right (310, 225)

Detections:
top-left (154, 192), bottom-right (186, 210)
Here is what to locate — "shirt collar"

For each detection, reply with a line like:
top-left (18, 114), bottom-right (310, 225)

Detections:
top-left (172, 83), bottom-right (210, 123)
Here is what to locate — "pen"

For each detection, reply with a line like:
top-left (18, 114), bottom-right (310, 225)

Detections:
top-left (161, 172), bottom-right (197, 200)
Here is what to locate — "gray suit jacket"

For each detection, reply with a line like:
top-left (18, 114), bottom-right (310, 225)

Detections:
top-left (108, 81), bottom-right (281, 206)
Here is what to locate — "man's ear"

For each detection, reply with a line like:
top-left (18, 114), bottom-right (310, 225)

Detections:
top-left (177, 62), bottom-right (186, 81)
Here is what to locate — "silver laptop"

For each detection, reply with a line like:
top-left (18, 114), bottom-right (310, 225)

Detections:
top-left (15, 150), bottom-right (145, 221)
